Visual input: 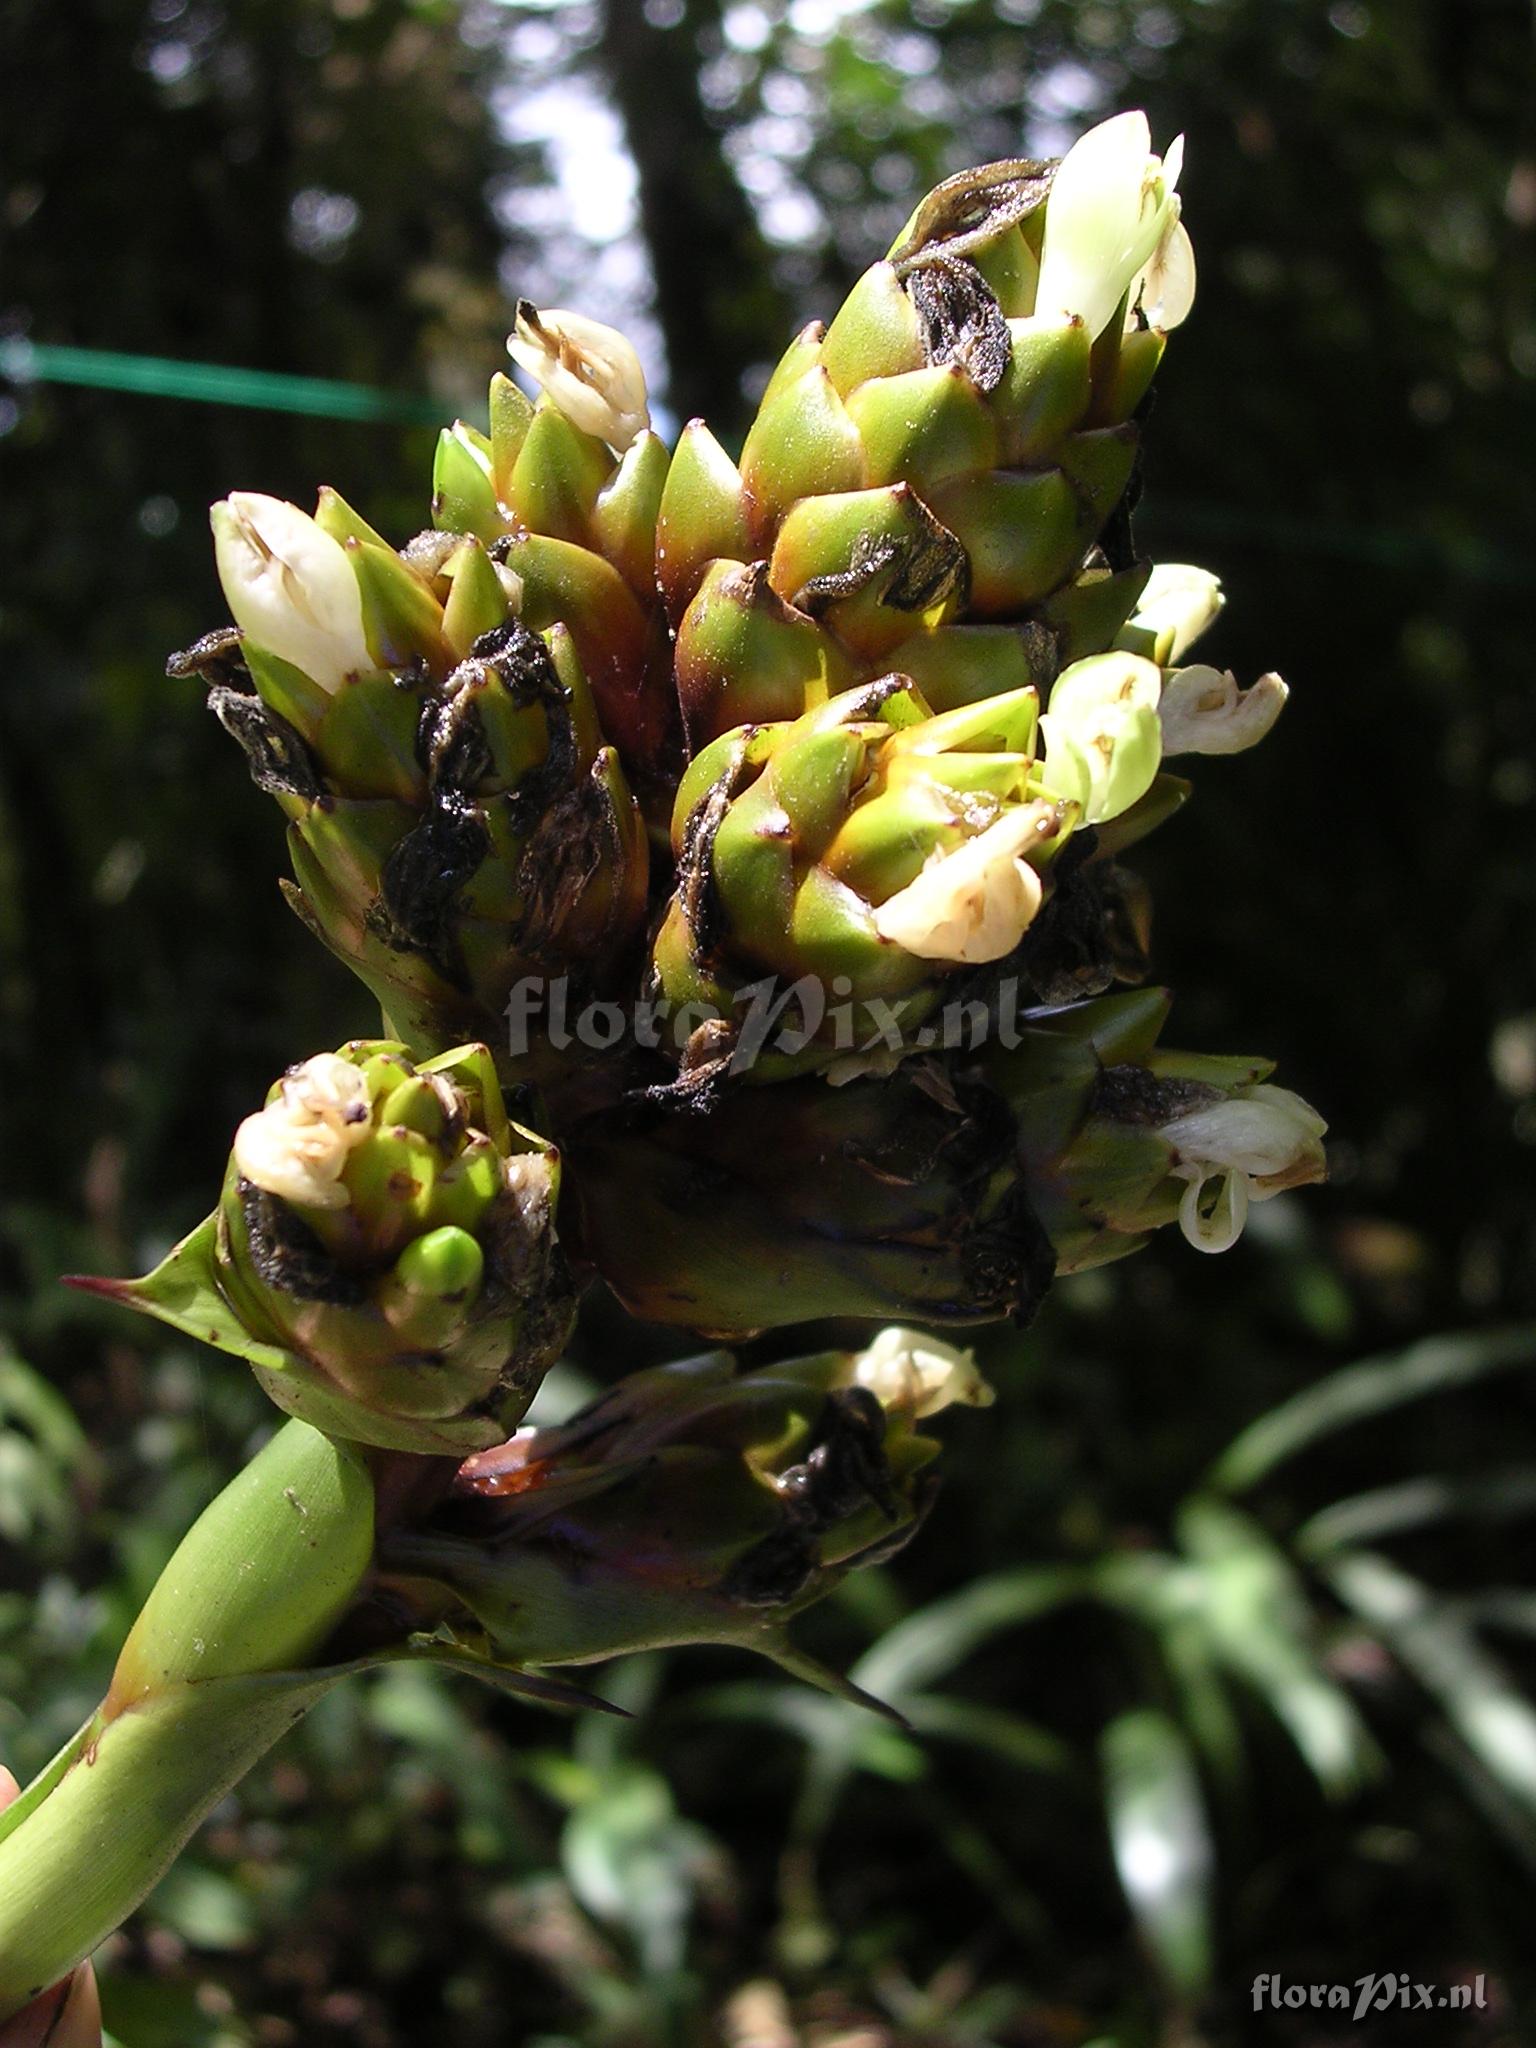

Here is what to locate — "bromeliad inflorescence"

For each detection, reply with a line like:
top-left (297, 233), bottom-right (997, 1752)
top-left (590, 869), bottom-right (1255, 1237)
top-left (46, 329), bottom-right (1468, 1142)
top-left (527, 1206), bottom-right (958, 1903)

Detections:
top-left (0, 112), bottom-right (1327, 2021)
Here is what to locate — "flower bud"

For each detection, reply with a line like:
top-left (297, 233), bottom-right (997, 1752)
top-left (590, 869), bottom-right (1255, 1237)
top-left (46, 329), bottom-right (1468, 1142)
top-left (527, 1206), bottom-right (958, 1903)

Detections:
top-left (1158, 665), bottom-right (1289, 757)
top-left (1038, 652), bottom-right (1163, 824)
top-left (1035, 112), bottom-right (1188, 340)
top-left (508, 303), bottom-right (650, 454)
top-left (210, 492), bottom-right (372, 692)
top-left (1116, 562), bottom-right (1225, 666)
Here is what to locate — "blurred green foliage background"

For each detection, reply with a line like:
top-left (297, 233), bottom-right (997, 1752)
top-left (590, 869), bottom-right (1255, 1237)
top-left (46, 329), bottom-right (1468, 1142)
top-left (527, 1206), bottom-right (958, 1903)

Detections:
top-left (2, 0), bottom-right (1535, 2041)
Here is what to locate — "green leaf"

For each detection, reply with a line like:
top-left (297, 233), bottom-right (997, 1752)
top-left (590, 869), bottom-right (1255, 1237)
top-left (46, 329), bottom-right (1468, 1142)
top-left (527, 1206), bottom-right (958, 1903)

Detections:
top-left (1101, 1708), bottom-right (1215, 2004)
top-left (849, 1564), bottom-right (1093, 1702)
top-left (1172, 1501), bottom-right (1379, 1798)
top-left (1297, 1465), bottom-right (1536, 1558)
top-left (1325, 1551), bottom-right (1536, 1826)
top-left (1207, 1326), bottom-right (1536, 1495)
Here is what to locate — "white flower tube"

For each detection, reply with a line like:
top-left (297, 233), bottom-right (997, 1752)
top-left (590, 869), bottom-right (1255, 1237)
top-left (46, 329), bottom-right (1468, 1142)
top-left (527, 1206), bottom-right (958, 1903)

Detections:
top-left (1161, 1084), bottom-right (1328, 1253)
top-left (1039, 651), bottom-right (1163, 824)
top-left (872, 802), bottom-right (1056, 963)
top-left (853, 1327), bottom-right (995, 1419)
top-left (211, 492), bottom-right (372, 692)
top-left (233, 1054), bottom-right (372, 1211)
top-left (1159, 665), bottom-right (1289, 757)
top-left (508, 303), bottom-right (650, 452)
top-left (1036, 112), bottom-right (1188, 340)
top-left (1121, 563), bottom-right (1225, 665)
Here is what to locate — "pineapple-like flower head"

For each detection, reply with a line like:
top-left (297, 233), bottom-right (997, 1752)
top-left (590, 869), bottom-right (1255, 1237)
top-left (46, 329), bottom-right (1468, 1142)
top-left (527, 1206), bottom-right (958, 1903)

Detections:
top-left (233, 1052), bottom-right (372, 1211)
top-left (508, 301), bottom-right (650, 452)
top-left (1159, 665), bottom-right (1290, 757)
top-left (871, 801), bottom-right (1058, 964)
top-left (1162, 1084), bottom-right (1328, 1253)
top-left (853, 1327), bottom-right (996, 1419)
top-left (210, 491), bottom-right (372, 692)
top-left (1036, 110), bottom-right (1194, 339)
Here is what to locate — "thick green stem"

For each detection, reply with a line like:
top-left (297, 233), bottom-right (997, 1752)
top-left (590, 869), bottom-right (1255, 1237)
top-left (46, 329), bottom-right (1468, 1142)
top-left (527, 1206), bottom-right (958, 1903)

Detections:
top-left (0, 1418), bottom-right (377, 2020)
top-left (0, 1669), bottom-right (342, 2016)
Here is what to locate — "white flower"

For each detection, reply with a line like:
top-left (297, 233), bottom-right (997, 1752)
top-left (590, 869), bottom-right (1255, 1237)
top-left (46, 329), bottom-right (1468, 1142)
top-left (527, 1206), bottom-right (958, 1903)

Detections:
top-left (508, 303), bottom-right (650, 453)
top-left (854, 1327), bottom-right (996, 1419)
top-left (1039, 651), bottom-right (1163, 824)
top-left (1161, 1084), bottom-right (1328, 1253)
top-left (1158, 665), bottom-right (1289, 756)
top-left (872, 802), bottom-right (1056, 963)
top-left (1123, 562), bottom-right (1225, 665)
top-left (1036, 111), bottom-right (1188, 340)
top-left (211, 492), bottom-right (372, 692)
top-left (233, 1053), bottom-right (372, 1211)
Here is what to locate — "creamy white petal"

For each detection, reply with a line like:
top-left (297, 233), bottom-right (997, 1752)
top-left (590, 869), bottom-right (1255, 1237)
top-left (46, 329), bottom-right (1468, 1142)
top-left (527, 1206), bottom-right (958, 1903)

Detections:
top-left (1129, 216), bottom-right (1197, 333)
top-left (854, 1326), bottom-right (996, 1418)
top-left (234, 1107), bottom-right (352, 1209)
top-left (1036, 111), bottom-right (1186, 339)
top-left (872, 804), bottom-right (1050, 963)
top-left (1159, 665), bottom-right (1289, 756)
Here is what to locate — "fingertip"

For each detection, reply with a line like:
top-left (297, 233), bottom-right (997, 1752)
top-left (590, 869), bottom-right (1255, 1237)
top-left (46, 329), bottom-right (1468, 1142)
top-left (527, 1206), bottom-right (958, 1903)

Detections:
top-left (56, 1964), bottom-right (103, 2048)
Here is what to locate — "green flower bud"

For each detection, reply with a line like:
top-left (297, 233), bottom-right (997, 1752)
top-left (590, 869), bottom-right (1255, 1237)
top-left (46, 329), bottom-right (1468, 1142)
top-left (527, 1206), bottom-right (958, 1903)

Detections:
top-left (86, 1041), bottom-right (576, 1455)
top-left (1038, 651), bottom-right (1164, 825)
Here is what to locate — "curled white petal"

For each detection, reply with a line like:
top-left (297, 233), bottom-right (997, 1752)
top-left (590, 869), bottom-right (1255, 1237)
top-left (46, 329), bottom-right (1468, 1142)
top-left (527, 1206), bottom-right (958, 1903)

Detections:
top-left (1177, 1170), bottom-right (1250, 1254)
top-left (854, 1326), bottom-right (995, 1419)
top-left (233, 1054), bottom-right (372, 1211)
top-left (1164, 1084), bottom-right (1327, 1252)
top-left (1036, 111), bottom-right (1187, 339)
top-left (508, 304), bottom-right (650, 452)
top-left (211, 492), bottom-right (372, 692)
top-left (872, 804), bottom-right (1052, 963)
top-left (1123, 563), bottom-right (1224, 664)
top-left (1159, 666), bottom-right (1289, 757)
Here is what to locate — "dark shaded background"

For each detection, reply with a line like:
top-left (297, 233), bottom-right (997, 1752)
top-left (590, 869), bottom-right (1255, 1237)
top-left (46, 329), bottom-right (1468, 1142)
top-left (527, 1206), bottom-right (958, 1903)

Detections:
top-left (2, 1), bottom-right (1535, 2042)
